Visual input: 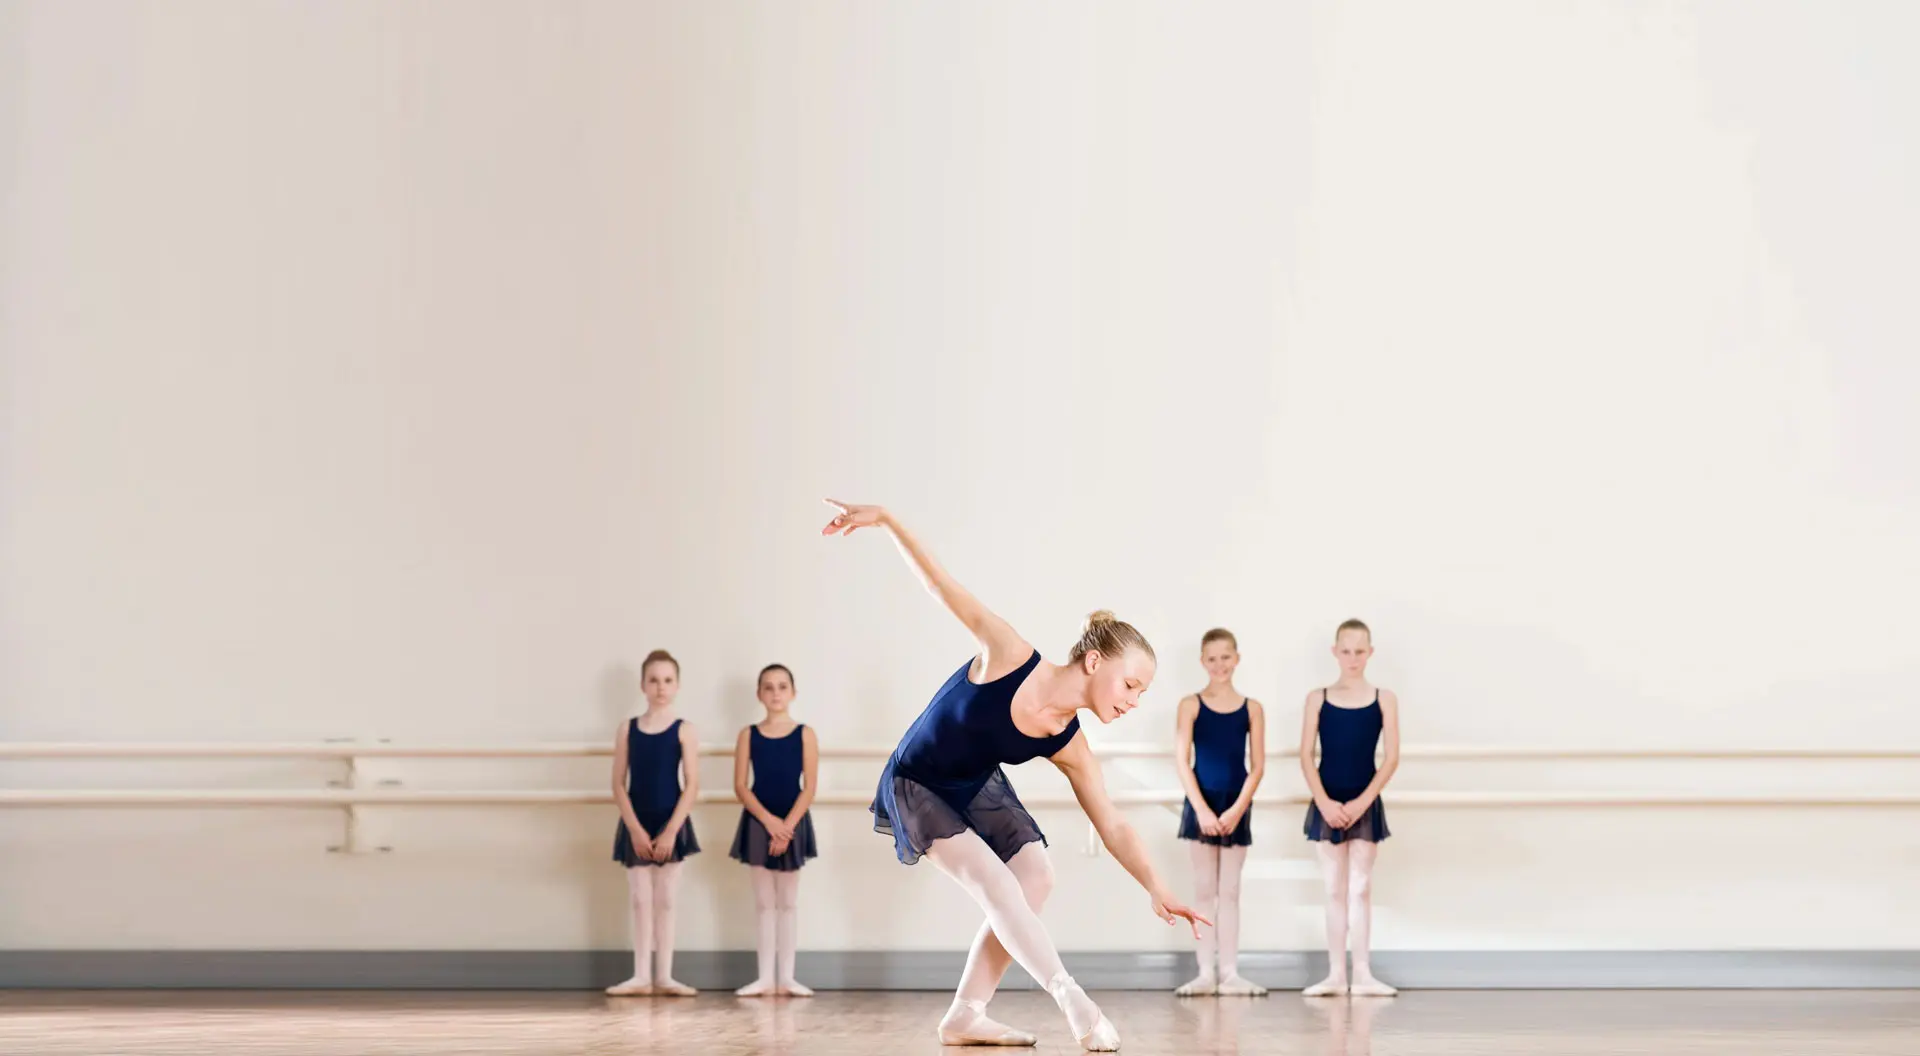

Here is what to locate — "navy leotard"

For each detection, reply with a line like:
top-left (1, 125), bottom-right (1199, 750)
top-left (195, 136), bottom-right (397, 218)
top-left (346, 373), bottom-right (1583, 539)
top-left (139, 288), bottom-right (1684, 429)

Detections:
top-left (1178, 697), bottom-right (1254, 846)
top-left (871, 650), bottom-right (1080, 865)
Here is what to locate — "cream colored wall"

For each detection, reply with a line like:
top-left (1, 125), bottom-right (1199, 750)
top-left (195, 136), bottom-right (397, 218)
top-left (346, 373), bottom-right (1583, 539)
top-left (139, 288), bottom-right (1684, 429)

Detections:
top-left (3, 1), bottom-right (1916, 952)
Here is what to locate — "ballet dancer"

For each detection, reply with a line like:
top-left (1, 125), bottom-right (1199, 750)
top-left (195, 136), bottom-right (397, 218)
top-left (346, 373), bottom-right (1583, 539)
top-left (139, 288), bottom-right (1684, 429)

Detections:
top-left (1173, 627), bottom-right (1268, 996)
top-left (823, 499), bottom-right (1206, 1052)
top-left (730, 663), bottom-right (821, 997)
top-left (1300, 619), bottom-right (1400, 997)
top-left (605, 649), bottom-right (701, 996)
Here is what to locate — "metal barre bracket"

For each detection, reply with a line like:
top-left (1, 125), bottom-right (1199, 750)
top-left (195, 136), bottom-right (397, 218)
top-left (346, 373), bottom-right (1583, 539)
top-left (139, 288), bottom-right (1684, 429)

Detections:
top-left (325, 740), bottom-right (397, 855)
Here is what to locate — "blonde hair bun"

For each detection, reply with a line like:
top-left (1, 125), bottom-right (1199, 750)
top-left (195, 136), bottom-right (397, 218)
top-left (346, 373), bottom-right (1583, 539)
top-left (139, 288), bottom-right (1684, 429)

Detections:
top-left (1070, 610), bottom-right (1155, 664)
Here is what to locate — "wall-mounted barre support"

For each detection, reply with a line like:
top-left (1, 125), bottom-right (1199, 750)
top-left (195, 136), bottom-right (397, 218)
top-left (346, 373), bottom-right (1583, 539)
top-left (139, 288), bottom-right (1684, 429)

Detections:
top-left (322, 740), bottom-right (399, 855)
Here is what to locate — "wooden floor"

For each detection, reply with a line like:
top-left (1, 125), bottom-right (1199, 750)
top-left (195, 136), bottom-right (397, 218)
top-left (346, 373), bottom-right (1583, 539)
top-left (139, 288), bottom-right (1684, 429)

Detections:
top-left (2, 989), bottom-right (1916, 1055)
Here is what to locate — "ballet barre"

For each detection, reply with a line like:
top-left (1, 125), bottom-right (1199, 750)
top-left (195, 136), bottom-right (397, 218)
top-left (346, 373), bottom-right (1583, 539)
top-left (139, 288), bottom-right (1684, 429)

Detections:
top-left (4, 742), bottom-right (1916, 760)
top-left (5, 741), bottom-right (1915, 853)
top-left (4, 786), bottom-right (1915, 855)
top-left (3, 788), bottom-right (1917, 808)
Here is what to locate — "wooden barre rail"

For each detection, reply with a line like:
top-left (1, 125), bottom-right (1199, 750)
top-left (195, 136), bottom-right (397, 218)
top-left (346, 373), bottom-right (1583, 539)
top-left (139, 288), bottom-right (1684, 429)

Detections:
top-left (5, 743), bottom-right (1917, 761)
top-left (6, 743), bottom-right (1913, 820)
top-left (2, 790), bottom-right (1917, 808)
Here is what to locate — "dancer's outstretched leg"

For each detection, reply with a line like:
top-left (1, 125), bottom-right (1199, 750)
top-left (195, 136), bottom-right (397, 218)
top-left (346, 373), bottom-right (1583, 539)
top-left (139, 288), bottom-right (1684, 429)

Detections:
top-left (942, 842), bottom-right (1055, 1044)
top-left (925, 833), bottom-right (1118, 1051)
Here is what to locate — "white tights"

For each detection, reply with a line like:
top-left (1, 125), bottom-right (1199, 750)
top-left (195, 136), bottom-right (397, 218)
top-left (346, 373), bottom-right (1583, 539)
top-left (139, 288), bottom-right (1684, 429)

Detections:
top-left (924, 833), bottom-right (1117, 1051)
top-left (737, 868), bottom-right (809, 996)
top-left (1307, 840), bottom-right (1394, 995)
top-left (1178, 843), bottom-right (1262, 994)
top-left (608, 863), bottom-right (691, 994)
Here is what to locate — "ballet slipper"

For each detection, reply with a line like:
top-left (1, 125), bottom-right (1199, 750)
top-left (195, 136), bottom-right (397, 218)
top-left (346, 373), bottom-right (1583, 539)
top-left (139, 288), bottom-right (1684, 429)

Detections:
top-left (1174, 973), bottom-right (1218, 996)
top-left (777, 980), bottom-right (814, 997)
top-left (652, 978), bottom-right (697, 996)
top-left (1045, 974), bottom-right (1120, 1052)
top-left (1215, 975), bottom-right (1268, 997)
top-left (1075, 1014), bottom-right (1121, 1051)
top-left (937, 999), bottom-right (1038, 1046)
top-left (1301, 977), bottom-right (1346, 997)
top-left (604, 978), bottom-right (653, 996)
top-left (1348, 978), bottom-right (1397, 997)
top-left (734, 978), bottom-right (775, 997)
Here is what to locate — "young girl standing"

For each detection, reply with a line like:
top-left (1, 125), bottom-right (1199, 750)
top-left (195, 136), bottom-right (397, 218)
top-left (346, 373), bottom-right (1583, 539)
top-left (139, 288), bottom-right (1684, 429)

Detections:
top-left (1173, 628), bottom-right (1268, 997)
top-left (605, 649), bottom-right (701, 997)
top-left (1299, 619), bottom-right (1400, 997)
top-left (730, 662), bottom-right (821, 997)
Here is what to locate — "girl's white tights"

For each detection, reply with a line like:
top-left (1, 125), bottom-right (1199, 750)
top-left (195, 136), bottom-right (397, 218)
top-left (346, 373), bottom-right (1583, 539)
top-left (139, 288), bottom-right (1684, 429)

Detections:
top-left (1177, 843), bottom-right (1265, 996)
top-left (606, 863), bottom-right (694, 996)
top-left (736, 867), bottom-right (812, 997)
top-left (1304, 841), bottom-right (1396, 997)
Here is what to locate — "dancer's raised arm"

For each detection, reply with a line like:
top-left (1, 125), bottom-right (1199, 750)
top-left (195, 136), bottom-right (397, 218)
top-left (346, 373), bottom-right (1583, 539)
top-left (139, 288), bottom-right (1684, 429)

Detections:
top-left (823, 500), bottom-right (1030, 679)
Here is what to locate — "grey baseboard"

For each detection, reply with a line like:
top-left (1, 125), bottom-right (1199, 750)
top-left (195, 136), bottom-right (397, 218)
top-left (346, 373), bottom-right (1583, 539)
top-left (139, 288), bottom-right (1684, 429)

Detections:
top-left (2, 950), bottom-right (1916, 990)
